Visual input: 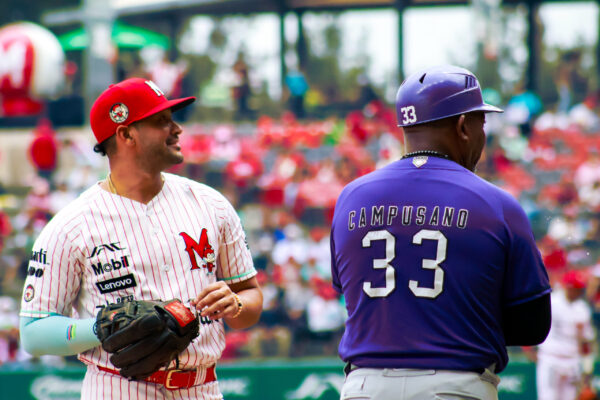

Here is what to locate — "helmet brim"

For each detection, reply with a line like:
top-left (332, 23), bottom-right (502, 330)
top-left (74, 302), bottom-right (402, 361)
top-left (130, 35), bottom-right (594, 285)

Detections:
top-left (398, 103), bottom-right (504, 127)
top-left (478, 103), bottom-right (504, 114)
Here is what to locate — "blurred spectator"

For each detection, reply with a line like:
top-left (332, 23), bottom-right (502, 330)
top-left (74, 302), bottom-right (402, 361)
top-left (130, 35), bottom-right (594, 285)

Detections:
top-left (232, 53), bottom-right (253, 120)
top-left (224, 143), bottom-right (263, 203)
top-left (210, 126), bottom-right (241, 162)
top-left (116, 51), bottom-right (147, 81)
top-left (0, 209), bottom-right (11, 255)
top-left (569, 90), bottom-right (600, 132)
top-left (574, 151), bottom-right (600, 210)
top-left (147, 53), bottom-right (189, 98)
top-left (556, 51), bottom-right (588, 113)
top-left (272, 223), bottom-right (307, 268)
top-left (535, 270), bottom-right (595, 400)
top-left (304, 227), bottom-right (331, 279)
top-left (0, 296), bottom-right (19, 365)
top-left (285, 68), bottom-right (309, 119)
top-left (247, 270), bottom-right (291, 357)
top-left (305, 276), bottom-right (345, 355)
top-left (505, 85), bottom-right (543, 137)
top-left (24, 177), bottom-right (52, 230)
top-left (356, 74), bottom-right (379, 109)
top-left (547, 205), bottom-right (589, 248)
top-left (286, 292), bottom-right (312, 354)
top-left (49, 181), bottom-right (77, 215)
top-left (28, 119), bottom-right (58, 184)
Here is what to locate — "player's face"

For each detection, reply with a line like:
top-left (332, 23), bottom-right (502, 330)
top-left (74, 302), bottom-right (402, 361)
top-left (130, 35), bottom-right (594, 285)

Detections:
top-left (566, 286), bottom-right (585, 301)
top-left (131, 109), bottom-right (184, 171)
top-left (464, 112), bottom-right (486, 172)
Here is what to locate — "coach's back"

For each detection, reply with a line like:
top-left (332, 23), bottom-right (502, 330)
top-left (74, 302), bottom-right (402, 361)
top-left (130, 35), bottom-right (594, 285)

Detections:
top-left (330, 155), bottom-right (549, 374)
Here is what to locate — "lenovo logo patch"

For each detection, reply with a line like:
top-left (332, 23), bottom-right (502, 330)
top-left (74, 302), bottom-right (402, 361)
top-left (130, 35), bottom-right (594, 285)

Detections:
top-left (96, 273), bottom-right (137, 294)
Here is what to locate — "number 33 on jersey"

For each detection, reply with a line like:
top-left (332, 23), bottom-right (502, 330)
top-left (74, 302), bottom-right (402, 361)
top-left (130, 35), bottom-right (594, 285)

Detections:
top-left (362, 229), bottom-right (446, 299)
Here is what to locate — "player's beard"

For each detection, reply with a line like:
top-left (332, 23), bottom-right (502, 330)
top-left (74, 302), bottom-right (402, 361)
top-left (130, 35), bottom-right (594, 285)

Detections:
top-left (140, 139), bottom-right (184, 172)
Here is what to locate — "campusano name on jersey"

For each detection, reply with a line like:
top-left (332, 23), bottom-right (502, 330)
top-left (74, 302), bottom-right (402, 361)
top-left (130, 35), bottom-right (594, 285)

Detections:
top-left (348, 205), bottom-right (469, 231)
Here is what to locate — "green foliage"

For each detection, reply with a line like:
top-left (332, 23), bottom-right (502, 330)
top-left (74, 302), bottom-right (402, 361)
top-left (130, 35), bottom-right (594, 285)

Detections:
top-left (185, 54), bottom-right (217, 94)
top-left (471, 8), bottom-right (597, 110)
top-left (473, 47), bottom-right (503, 92)
top-left (209, 19), bottom-right (227, 51)
top-left (304, 14), bottom-right (372, 105)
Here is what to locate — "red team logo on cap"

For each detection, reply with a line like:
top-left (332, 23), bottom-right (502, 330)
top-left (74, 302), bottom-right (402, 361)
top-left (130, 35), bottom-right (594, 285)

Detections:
top-left (109, 103), bottom-right (129, 123)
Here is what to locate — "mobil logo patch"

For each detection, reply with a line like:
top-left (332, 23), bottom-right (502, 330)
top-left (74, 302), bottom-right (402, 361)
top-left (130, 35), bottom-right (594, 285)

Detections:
top-left (91, 256), bottom-right (130, 276)
top-left (96, 273), bottom-right (137, 294)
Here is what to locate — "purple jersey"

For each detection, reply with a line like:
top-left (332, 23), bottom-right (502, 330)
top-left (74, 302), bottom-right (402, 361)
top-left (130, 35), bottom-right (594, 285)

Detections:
top-left (330, 156), bottom-right (551, 373)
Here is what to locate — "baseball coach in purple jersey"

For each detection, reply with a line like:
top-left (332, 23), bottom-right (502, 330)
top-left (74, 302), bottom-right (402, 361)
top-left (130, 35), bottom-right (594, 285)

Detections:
top-left (330, 65), bottom-right (551, 400)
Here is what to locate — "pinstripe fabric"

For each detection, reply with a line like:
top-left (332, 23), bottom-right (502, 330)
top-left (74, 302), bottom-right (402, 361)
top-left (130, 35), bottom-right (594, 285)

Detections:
top-left (82, 366), bottom-right (223, 399)
top-left (20, 173), bottom-right (255, 397)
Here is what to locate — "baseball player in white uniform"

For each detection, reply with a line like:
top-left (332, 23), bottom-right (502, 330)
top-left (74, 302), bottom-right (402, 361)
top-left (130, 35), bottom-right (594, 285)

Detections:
top-left (19, 78), bottom-right (263, 399)
top-left (535, 270), bottom-right (595, 400)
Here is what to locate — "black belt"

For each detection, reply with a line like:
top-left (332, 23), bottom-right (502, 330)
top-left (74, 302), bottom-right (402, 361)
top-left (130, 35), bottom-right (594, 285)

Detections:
top-left (344, 362), bottom-right (496, 376)
top-left (344, 362), bottom-right (358, 376)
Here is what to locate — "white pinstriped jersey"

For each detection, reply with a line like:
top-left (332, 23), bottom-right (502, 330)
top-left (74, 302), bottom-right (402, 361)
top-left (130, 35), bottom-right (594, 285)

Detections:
top-left (20, 172), bottom-right (256, 371)
top-left (538, 288), bottom-right (595, 358)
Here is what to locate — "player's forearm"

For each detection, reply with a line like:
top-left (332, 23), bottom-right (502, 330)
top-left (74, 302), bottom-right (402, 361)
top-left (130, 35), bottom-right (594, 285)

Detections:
top-left (19, 316), bottom-right (100, 356)
top-left (224, 287), bottom-right (263, 330)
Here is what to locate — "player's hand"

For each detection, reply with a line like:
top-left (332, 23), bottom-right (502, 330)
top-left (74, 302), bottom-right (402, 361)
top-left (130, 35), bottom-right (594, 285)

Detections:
top-left (191, 281), bottom-right (240, 320)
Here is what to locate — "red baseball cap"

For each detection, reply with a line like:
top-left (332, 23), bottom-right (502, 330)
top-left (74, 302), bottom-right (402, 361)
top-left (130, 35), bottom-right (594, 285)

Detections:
top-left (562, 270), bottom-right (587, 289)
top-left (90, 78), bottom-right (195, 143)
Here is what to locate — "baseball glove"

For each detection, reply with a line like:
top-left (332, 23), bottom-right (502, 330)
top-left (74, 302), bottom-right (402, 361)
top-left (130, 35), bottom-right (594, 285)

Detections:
top-left (95, 299), bottom-right (199, 380)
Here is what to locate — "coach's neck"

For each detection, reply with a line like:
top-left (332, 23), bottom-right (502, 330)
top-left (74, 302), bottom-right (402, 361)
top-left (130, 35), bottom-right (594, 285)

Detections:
top-left (403, 115), bottom-right (468, 170)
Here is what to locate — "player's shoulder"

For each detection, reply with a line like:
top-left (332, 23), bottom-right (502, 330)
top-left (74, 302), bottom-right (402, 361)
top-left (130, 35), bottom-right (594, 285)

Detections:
top-left (572, 296), bottom-right (593, 315)
top-left (337, 165), bottom-right (390, 200)
top-left (38, 184), bottom-right (103, 237)
top-left (163, 173), bottom-right (232, 206)
top-left (471, 172), bottom-right (521, 205)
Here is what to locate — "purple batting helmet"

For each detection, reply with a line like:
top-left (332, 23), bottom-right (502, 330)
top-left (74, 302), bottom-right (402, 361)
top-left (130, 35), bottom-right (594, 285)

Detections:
top-left (395, 65), bottom-right (503, 127)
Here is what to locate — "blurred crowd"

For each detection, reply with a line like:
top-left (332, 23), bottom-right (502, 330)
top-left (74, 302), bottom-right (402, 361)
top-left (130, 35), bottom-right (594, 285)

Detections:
top-left (2, 69), bottom-right (600, 366)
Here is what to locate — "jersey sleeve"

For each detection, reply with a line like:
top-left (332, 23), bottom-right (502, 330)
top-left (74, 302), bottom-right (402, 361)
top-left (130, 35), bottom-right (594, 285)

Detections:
top-left (215, 198), bottom-right (256, 284)
top-left (20, 218), bottom-right (83, 318)
top-left (502, 196), bottom-right (551, 307)
top-left (577, 302), bottom-right (596, 342)
top-left (330, 225), bottom-right (342, 293)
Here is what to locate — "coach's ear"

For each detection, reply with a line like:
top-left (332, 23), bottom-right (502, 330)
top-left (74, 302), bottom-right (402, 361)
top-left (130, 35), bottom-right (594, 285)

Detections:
top-left (455, 114), bottom-right (468, 143)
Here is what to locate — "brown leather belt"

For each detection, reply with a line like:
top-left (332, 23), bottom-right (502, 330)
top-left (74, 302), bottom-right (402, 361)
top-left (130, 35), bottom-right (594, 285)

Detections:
top-left (97, 365), bottom-right (216, 390)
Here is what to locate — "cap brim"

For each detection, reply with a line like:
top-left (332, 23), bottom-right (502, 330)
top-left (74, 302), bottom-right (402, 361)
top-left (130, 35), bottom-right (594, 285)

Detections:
top-left (131, 96), bottom-right (196, 124)
top-left (479, 103), bottom-right (504, 113)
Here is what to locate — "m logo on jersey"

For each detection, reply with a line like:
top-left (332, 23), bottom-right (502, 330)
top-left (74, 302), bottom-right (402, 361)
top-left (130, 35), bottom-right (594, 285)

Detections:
top-left (180, 229), bottom-right (216, 273)
top-left (88, 242), bottom-right (125, 258)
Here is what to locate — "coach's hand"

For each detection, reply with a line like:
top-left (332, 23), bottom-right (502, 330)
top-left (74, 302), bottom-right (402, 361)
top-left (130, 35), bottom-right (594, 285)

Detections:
top-left (191, 281), bottom-right (242, 321)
